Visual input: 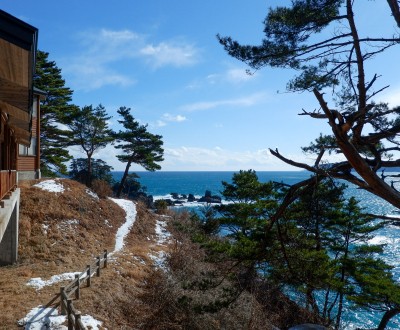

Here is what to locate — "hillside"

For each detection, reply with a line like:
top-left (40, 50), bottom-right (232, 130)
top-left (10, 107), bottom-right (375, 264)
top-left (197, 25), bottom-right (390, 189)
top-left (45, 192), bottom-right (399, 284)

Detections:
top-left (0, 178), bottom-right (323, 330)
top-left (0, 178), bottom-right (171, 329)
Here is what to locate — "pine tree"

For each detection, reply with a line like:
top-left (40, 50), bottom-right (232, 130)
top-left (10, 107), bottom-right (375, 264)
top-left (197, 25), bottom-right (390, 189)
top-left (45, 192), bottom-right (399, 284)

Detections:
top-left (218, 1), bottom-right (400, 209)
top-left (202, 172), bottom-right (400, 328)
top-left (69, 158), bottom-right (114, 185)
top-left (277, 179), bottom-right (400, 328)
top-left (66, 104), bottom-right (113, 186)
top-left (33, 50), bottom-right (78, 176)
top-left (113, 106), bottom-right (164, 198)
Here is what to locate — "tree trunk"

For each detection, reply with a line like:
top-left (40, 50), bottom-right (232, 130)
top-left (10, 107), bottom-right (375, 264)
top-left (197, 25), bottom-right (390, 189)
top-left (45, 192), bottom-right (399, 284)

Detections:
top-left (87, 155), bottom-right (92, 187)
top-left (377, 308), bottom-right (400, 330)
top-left (313, 88), bottom-right (400, 210)
top-left (116, 161), bottom-right (132, 198)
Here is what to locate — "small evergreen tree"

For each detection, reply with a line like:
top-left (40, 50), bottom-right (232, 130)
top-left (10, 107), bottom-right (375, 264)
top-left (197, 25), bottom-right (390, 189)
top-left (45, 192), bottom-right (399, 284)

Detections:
top-left (69, 158), bottom-right (114, 185)
top-left (113, 172), bottom-right (147, 199)
top-left (113, 106), bottom-right (164, 197)
top-left (66, 104), bottom-right (113, 186)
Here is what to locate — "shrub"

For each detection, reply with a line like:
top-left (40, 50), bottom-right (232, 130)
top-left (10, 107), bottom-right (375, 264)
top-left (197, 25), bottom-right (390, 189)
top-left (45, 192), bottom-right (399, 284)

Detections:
top-left (154, 199), bottom-right (168, 214)
top-left (91, 179), bottom-right (113, 198)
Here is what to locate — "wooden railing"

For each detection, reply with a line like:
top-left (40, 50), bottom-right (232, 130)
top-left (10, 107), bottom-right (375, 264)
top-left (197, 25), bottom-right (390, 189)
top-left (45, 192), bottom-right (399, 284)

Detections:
top-left (59, 250), bottom-right (108, 330)
top-left (0, 170), bottom-right (16, 202)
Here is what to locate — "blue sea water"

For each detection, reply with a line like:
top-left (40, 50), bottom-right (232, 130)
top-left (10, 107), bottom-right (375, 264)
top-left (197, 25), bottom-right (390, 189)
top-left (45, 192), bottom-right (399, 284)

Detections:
top-left (113, 171), bottom-right (314, 198)
top-left (112, 170), bottom-right (400, 329)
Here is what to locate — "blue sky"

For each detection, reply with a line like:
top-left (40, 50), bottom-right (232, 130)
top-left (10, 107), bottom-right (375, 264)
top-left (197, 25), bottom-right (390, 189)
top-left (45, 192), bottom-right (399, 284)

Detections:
top-left (3, 1), bottom-right (400, 171)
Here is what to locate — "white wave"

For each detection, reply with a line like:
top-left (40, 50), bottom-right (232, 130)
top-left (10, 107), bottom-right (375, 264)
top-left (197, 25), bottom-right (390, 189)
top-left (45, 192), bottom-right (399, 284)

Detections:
top-left (368, 235), bottom-right (389, 245)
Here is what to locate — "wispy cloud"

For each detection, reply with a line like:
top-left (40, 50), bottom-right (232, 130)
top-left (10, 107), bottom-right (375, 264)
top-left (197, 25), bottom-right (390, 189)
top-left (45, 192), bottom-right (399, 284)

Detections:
top-left (61, 29), bottom-right (200, 91)
top-left (377, 85), bottom-right (400, 107)
top-left (162, 113), bottom-right (187, 122)
top-left (180, 92), bottom-right (268, 112)
top-left (151, 113), bottom-right (187, 128)
top-left (140, 42), bottom-right (199, 69)
top-left (161, 146), bottom-right (304, 171)
top-left (69, 143), bottom-right (345, 172)
top-left (160, 146), bottom-right (347, 171)
top-left (207, 68), bottom-right (255, 85)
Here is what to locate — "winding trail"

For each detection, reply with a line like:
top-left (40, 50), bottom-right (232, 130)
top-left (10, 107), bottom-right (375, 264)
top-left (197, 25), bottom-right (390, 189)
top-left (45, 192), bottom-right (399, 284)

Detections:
top-left (21, 194), bottom-right (138, 330)
top-left (109, 198), bottom-right (137, 254)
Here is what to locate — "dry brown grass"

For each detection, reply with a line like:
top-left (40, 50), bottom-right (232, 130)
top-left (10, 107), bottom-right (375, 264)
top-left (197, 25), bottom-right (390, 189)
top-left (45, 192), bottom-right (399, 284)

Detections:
top-left (0, 179), bottom-right (316, 330)
top-left (0, 178), bottom-right (145, 329)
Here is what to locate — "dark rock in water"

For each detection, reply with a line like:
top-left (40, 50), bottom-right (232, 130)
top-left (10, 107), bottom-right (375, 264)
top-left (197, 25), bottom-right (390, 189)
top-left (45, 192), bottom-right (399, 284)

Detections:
top-left (198, 194), bottom-right (222, 204)
top-left (188, 194), bottom-right (196, 202)
top-left (205, 190), bottom-right (212, 198)
top-left (182, 194), bottom-right (187, 199)
top-left (134, 192), bottom-right (154, 208)
top-left (171, 192), bottom-right (180, 199)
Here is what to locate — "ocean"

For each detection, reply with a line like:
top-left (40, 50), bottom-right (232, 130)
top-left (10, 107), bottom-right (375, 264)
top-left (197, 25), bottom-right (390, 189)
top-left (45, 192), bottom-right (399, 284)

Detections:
top-left (112, 170), bottom-right (400, 329)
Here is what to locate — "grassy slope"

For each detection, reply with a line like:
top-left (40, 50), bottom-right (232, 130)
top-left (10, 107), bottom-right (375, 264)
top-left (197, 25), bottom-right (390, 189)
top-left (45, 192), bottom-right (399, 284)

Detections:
top-left (0, 178), bottom-right (320, 330)
top-left (0, 179), bottom-right (163, 329)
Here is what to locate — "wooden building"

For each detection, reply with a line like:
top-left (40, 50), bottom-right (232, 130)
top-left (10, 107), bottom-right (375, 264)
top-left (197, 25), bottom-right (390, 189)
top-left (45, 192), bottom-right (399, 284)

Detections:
top-left (17, 87), bottom-right (45, 181)
top-left (0, 9), bottom-right (38, 264)
top-left (0, 9), bottom-right (38, 190)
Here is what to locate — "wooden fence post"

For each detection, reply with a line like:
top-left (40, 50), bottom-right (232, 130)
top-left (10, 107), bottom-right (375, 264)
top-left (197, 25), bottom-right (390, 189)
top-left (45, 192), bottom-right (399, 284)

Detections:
top-left (67, 299), bottom-right (73, 330)
top-left (75, 274), bottom-right (80, 299)
top-left (86, 264), bottom-right (91, 287)
top-left (60, 286), bottom-right (66, 315)
top-left (104, 249), bottom-right (108, 268)
top-left (96, 256), bottom-right (101, 277)
top-left (75, 311), bottom-right (82, 330)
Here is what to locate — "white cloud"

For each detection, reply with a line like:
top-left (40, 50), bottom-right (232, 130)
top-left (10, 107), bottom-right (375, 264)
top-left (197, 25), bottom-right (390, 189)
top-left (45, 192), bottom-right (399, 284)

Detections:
top-left (377, 85), bottom-right (400, 107)
top-left (181, 92), bottom-right (268, 112)
top-left (156, 120), bottom-right (167, 127)
top-left (161, 146), bottom-right (306, 171)
top-left (61, 29), bottom-right (200, 91)
top-left (162, 113), bottom-right (187, 122)
top-left (140, 41), bottom-right (199, 68)
top-left (226, 68), bottom-right (254, 83)
top-left (206, 67), bottom-right (255, 85)
top-left (67, 144), bottom-right (346, 172)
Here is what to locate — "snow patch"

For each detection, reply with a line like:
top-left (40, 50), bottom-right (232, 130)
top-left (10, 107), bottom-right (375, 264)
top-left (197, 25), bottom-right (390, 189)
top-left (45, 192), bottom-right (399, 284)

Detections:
top-left (109, 198), bottom-right (137, 254)
top-left (18, 306), bottom-right (105, 330)
top-left (42, 224), bottom-right (49, 235)
top-left (18, 306), bottom-right (66, 330)
top-left (56, 219), bottom-right (79, 231)
top-left (80, 315), bottom-right (104, 329)
top-left (27, 272), bottom-right (81, 290)
top-left (34, 179), bottom-right (65, 193)
top-left (149, 219), bottom-right (171, 269)
top-left (86, 188), bottom-right (99, 200)
top-left (149, 251), bottom-right (168, 270)
top-left (155, 220), bottom-right (171, 245)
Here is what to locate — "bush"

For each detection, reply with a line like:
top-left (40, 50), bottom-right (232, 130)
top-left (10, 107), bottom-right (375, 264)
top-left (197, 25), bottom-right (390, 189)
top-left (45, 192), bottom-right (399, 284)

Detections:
top-left (91, 179), bottom-right (113, 198)
top-left (154, 199), bottom-right (168, 214)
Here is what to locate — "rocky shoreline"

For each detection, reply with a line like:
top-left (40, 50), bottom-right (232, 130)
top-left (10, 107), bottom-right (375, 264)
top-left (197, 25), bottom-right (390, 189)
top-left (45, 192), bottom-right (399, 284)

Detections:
top-left (160, 190), bottom-right (222, 206)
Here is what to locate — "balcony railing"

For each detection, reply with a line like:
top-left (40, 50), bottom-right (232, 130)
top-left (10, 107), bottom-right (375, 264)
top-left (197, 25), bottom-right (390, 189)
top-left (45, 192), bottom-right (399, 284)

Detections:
top-left (0, 170), bottom-right (17, 202)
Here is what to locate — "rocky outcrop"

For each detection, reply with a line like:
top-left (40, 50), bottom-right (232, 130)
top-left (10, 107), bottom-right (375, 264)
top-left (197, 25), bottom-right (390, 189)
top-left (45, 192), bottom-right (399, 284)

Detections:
top-left (156, 191), bottom-right (222, 207)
